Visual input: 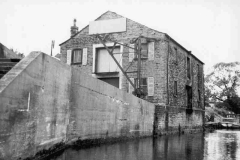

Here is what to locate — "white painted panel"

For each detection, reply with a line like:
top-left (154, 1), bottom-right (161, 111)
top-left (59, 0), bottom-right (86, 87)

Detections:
top-left (129, 78), bottom-right (134, 94)
top-left (129, 44), bottom-right (135, 62)
top-left (96, 47), bottom-right (120, 72)
top-left (89, 18), bottom-right (126, 34)
top-left (148, 77), bottom-right (154, 96)
top-left (67, 50), bottom-right (72, 65)
top-left (148, 42), bottom-right (154, 60)
top-left (82, 48), bottom-right (88, 65)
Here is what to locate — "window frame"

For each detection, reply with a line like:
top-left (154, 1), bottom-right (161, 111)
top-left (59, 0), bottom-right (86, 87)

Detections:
top-left (134, 77), bottom-right (148, 95)
top-left (94, 46), bottom-right (121, 73)
top-left (174, 47), bottom-right (178, 64)
top-left (197, 64), bottom-right (201, 88)
top-left (135, 43), bottom-right (148, 60)
top-left (71, 48), bottom-right (83, 65)
top-left (187, 56), bottom-right (191, 79)
top-left (174, 80), bottom-right (178, 96)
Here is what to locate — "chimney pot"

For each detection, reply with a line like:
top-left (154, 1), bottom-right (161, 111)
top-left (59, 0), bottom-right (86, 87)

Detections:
top-left (71, 19), bottom-right (78, 37)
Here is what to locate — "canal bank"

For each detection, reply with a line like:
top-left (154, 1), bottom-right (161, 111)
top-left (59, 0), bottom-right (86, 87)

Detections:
top-left (0, 52), bottom-right (204, 160)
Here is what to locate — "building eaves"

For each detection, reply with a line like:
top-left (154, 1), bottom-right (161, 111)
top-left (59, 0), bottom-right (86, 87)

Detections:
top-left (165, 34), bottom-right (204, 65)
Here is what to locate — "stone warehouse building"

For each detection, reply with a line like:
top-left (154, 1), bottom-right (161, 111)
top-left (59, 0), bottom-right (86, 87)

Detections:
top-left (60, 11), bottom-right (204, 110)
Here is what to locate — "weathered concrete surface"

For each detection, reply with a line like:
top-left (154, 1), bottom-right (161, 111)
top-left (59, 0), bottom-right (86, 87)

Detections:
top-left (0, 52), bottom-right (71, 159)
top-left (0, 52), bottom-right (155, 159)
top-left (68, 66), bottom-right (155, 141)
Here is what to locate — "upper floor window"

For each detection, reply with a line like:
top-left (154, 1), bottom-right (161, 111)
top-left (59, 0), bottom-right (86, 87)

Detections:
top-left (174, 48), bottom-right (178, 63)
top-left (135, 43), bottom-right (148, 59)
top-left (187, 57), bottom-right (191, 79)
top-left (129, 42), bottom-right (154, 62)
top-left (174, 81), bottom-right (178, 96)
top-left (140, 43), bottom-right (148, 58)
top-left (197, 64), bottom-right (201, 88)
top-left (72, 49), bottom-right (82, 64)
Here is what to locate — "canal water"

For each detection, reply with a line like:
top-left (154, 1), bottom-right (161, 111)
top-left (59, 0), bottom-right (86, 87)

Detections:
top-left (50, 130), bottom-right (240, 160)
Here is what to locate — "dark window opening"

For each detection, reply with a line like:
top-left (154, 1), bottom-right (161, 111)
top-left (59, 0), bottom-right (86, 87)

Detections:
top-left (174, 48), bottom-right (178, 63)
top-left (72, 49), bottom-right (82, 64)
top-left (134, 78), bottom-right (148, 95)
top-left (135, 43), bottom-right (148, 59)
top-left (186, 86), bottom-right (192, 109)
top-left (187, 57), bottom-right (191, 79)
top-left (197, 64), bottom-right (201, 88)
top-left (198, 89), bottom-right (201, 107)
top-left (174, 81), bottom-right (177, 96)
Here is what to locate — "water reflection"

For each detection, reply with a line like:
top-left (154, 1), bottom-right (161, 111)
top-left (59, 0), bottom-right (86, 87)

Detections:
top-left (51, 130), bottom-right (240, 160)
top-left (204, 130), bottom-right (240, 160)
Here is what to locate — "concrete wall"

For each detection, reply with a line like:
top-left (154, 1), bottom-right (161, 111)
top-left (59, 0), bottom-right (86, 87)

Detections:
top-left (0, 52), bottom-right (155, 159)
top-left (0, 52), bottom-right (71, 159)
top-left (68, 66), bottom-right (155, 141)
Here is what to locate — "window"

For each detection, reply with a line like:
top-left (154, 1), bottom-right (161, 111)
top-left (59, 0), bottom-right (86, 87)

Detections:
top-left (174, 48), bottom-right (178, 63)
top-left (198, 89), bottom-right (201, 108)
top-left (135, 43), bottom-right (148, 59)
top-left (134, 78), bottom-right (147, 94)
top-left (198, 89), bottom-right (201, 102)
top-left (141, 43), bottom-right (148, 58)
top-left (197, 64), bottom-right (201, 88)
top-left (128, 77), bottom-right (154, 96)
top-left (72, 49), bottom-right (82, 64)
top-left (186, 86), bottom-right (192, 109)
top-left (174, 81), bottom-right (177, 96)
top-left (187, 57), bottom-right (191, 79)
top-left (95, 47), bottom-right (121, 73)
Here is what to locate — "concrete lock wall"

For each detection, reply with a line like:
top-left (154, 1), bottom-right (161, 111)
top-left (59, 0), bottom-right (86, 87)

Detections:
top-left (0, 52), bottom-right (71, 159)
top-left (68, 66), bottom-right (155, 141)
top-left (0, 52), bottom-right (155, 159)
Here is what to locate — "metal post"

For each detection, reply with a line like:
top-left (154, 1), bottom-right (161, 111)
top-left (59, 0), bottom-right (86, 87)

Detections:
top-left (137, 38), bottom-right (142, 97)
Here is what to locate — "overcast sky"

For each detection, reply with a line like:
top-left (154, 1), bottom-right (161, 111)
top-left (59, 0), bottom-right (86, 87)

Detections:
top-left (1, 0), bottom-right (239, 72)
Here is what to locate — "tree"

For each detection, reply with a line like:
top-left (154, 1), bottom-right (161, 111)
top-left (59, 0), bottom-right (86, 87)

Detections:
top-left (205, 62), bottom-right (240, 113)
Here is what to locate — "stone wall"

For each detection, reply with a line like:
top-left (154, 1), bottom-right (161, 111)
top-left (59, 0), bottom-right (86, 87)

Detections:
top-left (154, 105), bottom-right (204, 135)
top-left (60, 11), bottom-right (169, 104)
top-left (59, 11), bottom-right (204, 109)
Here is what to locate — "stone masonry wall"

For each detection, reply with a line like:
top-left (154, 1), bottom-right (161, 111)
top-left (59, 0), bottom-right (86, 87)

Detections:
top-left (60, 11), bottom-right (168, 104)
top-left (60, 11), bottom-right (204, 109)
top-left (168, 40), bottom-right (204, 110)
top-left (154, 105), bottom-right (204, 135)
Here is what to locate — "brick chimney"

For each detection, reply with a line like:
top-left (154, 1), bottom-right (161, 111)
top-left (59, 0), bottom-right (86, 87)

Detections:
top-left (71, 19), bottom-right (78, 37)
